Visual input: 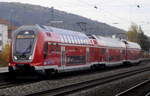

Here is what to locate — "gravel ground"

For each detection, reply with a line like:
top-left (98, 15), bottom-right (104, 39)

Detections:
top-left (67, 69), bottom-right (150, 96)
top-left (0, 61), bottom-right (150, 96)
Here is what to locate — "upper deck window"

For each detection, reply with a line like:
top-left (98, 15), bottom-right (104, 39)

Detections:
top-left (70, 35), bottom-right (74, 44)
top-left (61, 35), bottom-right (65, 43)
top-left (64, 35), bottom-right (68, 43)
top-left (67, 35), bottom-right (71, 43)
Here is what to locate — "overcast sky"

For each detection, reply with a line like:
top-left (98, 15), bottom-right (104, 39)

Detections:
top-left (0, 0), bottom-right (150, 36)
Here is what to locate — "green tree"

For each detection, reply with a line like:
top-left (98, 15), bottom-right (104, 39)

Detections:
top-left (0, 43), bottom-right (10, 67)
top-left (127, 23), bottom-right (150, 51)
top-left (127, 23), bottom-right (139, 42)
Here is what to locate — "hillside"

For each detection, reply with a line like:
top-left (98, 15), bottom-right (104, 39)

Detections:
top-left (0, 2), bottom-right (126, 36)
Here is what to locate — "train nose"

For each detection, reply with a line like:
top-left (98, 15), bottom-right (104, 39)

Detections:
top-left (15, 64), bottom-right (35, 73)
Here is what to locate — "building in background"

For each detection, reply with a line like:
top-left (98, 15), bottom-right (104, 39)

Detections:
top-left (0, 18), bottom-right (17, 51)
top-left (0, 24), bottom-right (8, 51)
top-left (0, 18), bottom-right (17, 39)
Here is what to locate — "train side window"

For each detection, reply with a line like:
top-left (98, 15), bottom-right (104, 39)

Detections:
top-left (80, 37), bottom-right (83, 44)
top-left (69, 35), bottom-right (73, 43)
top-left (85, 39), bottom-right (89, 44)
top-left (83, 38), bottom-right (86, 44)
top-left (64, 35), bottom-right (68, 43)
top-left (63, 35), bottom-right (66, 43)
top-left (71, 36), bottom-right (75, 44)
top-left (76, 37), bottom-right (79, 44)
top-left (72, 36), bottom-right (75, 44)
top-left (84, 39), bottom-right (87, 44)
top-left (78, 37), bottom-right (81, 44)
top-left (75, 37), bottom-right (78, 44)
top-left (100, 48), bottom-right (106, 54)
top-left (67, 35), bottom-right (71, 43)
top-left (85, 39), bottom-right (88, 44)
top-left (122, 49), bottom-right (125, 54)
top-left (74, 36), bottom-right (77, 44)
top-left (44, 42), bottom-right (48, 59)
top-left (61, 35), bottom-right (65, 43)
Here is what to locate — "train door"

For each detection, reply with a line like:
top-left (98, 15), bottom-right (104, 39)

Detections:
top-left (61, 46), bottom-right (65, 69)
top-left (46, 43), bottom-right (61, 67)
top-left (86, 47), bottom-right (90, 63)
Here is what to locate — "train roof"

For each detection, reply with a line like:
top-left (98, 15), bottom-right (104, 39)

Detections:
top-left (15, 25), bottom-right (91, 45)
top-left (94, 35), bottom-right (126, 48)
top-left (14, 25), bottom-right (141, 49)
top-left (126, 41), bottom-right (141, 49)
top-left (42, 25), bottom-right (91, 44)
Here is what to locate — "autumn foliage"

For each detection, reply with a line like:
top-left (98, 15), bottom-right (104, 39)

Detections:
top-left (127, 23), bottom-right (150, 51)
top-left (0, 43), bottom-right (10, 67)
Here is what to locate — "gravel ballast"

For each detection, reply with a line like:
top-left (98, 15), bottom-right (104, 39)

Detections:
top-left (0, 62), bottom-right (150, 96)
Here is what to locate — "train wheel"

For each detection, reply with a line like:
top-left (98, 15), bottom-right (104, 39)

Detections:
top-left (91, 64), bottom-right (106, 71)
top-left (123, 61), bottom-right (132, 66)
top-left (8, 67), bottom-right (16, 80)
top-left (44, 69), bottom-right (58, 79)
top-left (8, 71), bottom-right (16, 80)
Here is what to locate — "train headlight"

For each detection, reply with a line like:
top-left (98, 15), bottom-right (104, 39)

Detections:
top-left (29, 55), bottom-right (33, 60)
top-left (14, 56), bottom-right (17, 60)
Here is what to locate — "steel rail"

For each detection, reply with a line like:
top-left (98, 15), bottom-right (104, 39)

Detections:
top-left (26, 66), bottom-right (150, 96)
top-left (0, 80), bottom-right (40, 89)
top-left (115, 79), bottom-right (150, 96)
top-left (145, 91), bottom-right (150, 96)
top-left (0, 73), bottom-right (40, 89)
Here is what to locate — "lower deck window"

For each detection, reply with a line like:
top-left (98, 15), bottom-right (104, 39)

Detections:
top-left (66, 56), bottom-right (86, 64)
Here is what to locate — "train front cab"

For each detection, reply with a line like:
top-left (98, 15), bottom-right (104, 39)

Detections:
top-left (8, 26), bottom-right (45, 74)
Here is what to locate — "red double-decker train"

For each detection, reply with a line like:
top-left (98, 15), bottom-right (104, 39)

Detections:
top-left (8, 25), bottom-right (141, 76)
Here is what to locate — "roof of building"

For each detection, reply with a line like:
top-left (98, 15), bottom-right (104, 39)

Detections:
top-left (0, 18), bottom-right (17, 30)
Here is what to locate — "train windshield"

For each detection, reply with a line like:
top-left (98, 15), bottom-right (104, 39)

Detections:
top-left (15, 38), bottom-right (34, 54)
top-left (14, 31), bottom-right (35, 55)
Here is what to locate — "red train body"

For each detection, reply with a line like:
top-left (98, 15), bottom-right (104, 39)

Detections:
top-left (8, 25), bottom-right (141, 74)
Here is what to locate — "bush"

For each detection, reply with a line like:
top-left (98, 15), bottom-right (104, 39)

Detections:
top-left (0, 43), bottom-right (10, 67)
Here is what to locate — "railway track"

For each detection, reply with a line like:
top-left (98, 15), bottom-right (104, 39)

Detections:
top-left (0, 79), bottom-right (40, 89)
top-left (26, 66), bottom-right (150, 96)
top-left (0, 73), bottom-right (40, 89)
top-left (115, 79), bottom-right (150, 96)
